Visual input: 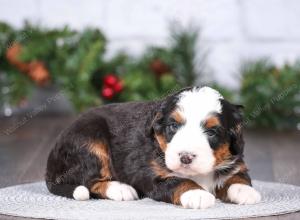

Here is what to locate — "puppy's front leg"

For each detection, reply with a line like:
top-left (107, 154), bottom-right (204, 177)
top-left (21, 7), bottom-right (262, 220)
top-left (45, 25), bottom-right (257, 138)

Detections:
top-left (216, 172), bottom-right (261, 205)
top-left (148, 178), bottom-right (215, 209)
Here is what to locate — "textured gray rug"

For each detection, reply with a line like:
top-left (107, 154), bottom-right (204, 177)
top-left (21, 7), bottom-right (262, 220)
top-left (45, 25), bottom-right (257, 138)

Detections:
top-left (0, 181), bottom-right (300, 220)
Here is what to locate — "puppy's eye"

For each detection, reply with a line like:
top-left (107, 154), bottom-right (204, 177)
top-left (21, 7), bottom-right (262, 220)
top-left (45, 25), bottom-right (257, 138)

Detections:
top-left (205, 129), bottom-right (216, 137)
top-left (168, 123), bottom-right (179, 133)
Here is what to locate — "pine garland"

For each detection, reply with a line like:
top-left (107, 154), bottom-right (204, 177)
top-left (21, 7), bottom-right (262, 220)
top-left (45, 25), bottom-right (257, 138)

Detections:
top-left (240, 59), bottom-right (300, 130)
top-left (0, 21), bottom-right (201, 111)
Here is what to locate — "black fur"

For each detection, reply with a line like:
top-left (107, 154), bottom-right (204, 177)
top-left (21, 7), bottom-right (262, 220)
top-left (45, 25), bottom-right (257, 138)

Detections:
top-left (219, 99), bottom-right (245, 156)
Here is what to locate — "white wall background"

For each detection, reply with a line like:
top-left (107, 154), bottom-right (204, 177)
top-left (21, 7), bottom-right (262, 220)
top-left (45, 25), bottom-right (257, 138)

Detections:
top-left (1, 0), bottom-right (300, 88)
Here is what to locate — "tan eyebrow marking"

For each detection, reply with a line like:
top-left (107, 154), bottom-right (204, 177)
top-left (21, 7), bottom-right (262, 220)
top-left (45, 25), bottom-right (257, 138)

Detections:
top-left (205, 116), bottom-right (220, 128)
top-left (171, 110), bottom-right (185, 124)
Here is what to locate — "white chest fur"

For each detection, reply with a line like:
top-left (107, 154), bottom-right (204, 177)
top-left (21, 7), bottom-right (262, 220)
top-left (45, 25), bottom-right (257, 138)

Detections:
top-left (189, 173), bottom-right (215, 193)
top-left (170, 172), bottom-right (223, 194)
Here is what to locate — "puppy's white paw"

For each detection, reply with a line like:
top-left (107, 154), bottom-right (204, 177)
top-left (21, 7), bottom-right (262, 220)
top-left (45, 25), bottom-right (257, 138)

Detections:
top-left (227, 184), bottom-right (261, 205)
top-left (106, 181), bottom-right (138, 201)
top-left (180, 189), bottom-right (216, 209)
top-left (73, 185), bottom-right (90, 201)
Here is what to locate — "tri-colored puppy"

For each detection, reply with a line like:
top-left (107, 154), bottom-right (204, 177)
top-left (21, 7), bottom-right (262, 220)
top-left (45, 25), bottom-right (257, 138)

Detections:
top-left (46, 87), bottom-right (261, 209)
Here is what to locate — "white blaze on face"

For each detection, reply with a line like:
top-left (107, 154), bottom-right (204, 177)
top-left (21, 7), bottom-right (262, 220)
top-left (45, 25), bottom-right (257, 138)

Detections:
top-left (165, 87), bottom-right (223, 176)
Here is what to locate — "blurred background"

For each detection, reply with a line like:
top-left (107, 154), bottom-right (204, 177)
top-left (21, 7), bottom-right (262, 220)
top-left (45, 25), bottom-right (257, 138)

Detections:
top-left (0, 0), bottom-right (299, 215)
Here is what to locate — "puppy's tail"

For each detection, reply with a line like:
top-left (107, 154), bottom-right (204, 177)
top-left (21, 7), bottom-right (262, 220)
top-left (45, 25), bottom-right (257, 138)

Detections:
top-left (46, 182), bottom-right (90, 201)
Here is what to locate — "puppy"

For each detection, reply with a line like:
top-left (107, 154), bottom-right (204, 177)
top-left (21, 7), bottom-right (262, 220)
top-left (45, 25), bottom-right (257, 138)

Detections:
top-left (46, 87), bottom-right (261, 209)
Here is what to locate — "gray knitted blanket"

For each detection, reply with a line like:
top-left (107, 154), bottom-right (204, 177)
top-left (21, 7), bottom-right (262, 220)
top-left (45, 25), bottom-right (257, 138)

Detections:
top-left (0, 180), bottom-right (300, 220)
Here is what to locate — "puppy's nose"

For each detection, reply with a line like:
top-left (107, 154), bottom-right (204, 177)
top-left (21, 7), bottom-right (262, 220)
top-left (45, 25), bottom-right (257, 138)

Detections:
top-left (179, 152), bottom-right (196, 165)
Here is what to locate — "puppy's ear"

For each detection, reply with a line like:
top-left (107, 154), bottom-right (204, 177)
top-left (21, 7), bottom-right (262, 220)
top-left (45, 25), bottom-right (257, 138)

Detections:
top-left (152, 112), bottom-right (164, 133)
top-left (146, 91), bottom-right (179, 137)
top-left (229, 104), bottom-right (245, 156)
top-left (145, 111), bottom-right (164, 137)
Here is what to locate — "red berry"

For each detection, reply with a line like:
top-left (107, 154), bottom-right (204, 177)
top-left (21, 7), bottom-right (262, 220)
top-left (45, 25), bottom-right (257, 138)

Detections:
top-left (101, 87), bottom-right (114, 99)
top-left (104, 74), bottom-right (118, 87)
top-left (113, 81), bottom-right (123, 93)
